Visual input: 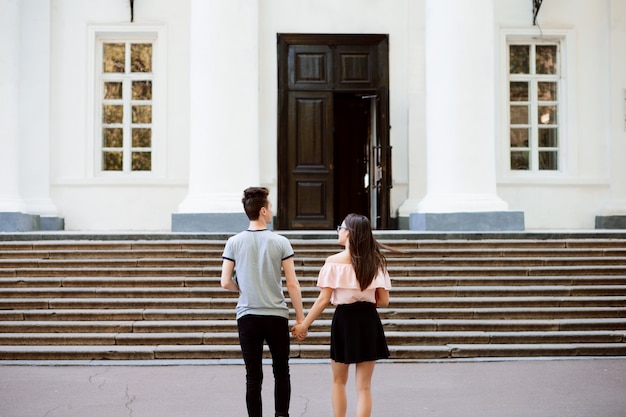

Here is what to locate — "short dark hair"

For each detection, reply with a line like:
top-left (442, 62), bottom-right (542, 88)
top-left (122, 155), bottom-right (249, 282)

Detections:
top-left (242, 187), bottom-right (269, 220)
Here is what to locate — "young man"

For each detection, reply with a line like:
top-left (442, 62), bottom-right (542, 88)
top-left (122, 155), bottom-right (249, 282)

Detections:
top-left (220, 187), bottom-right (305, 417)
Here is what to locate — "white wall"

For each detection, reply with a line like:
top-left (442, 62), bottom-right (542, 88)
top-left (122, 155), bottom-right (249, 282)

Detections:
top-left (495, 0), bottom-right (614, 229)
top-left (49, 0), bottom-right (190, 230)
top-left (31, 0), bottom-right (622, 230)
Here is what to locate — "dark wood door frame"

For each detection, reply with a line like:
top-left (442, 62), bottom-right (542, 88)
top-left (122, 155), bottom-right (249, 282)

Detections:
top-left (277, 34), bottom-right (391, 230)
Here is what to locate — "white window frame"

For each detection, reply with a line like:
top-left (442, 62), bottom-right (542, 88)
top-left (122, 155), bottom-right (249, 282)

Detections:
top-left (87, 25), bottom-right (167, 179)
top-left (498, 27), bottom-right (578, 183)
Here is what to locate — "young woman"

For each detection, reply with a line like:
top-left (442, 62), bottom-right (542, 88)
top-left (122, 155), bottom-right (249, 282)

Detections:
top-left (292, 213), bottom-right (391, 417)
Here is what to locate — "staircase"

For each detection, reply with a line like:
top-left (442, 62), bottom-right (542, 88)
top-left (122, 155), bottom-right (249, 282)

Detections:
top-left (0, 232), bottom-right (625, 361)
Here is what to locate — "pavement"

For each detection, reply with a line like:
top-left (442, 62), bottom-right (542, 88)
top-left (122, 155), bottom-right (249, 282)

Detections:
top-left (1, 358), bottom-right (625, 417)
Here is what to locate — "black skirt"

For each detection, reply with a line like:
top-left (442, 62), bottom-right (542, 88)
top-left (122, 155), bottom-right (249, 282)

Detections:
top-left (330, 301), bottom-right (390, 364)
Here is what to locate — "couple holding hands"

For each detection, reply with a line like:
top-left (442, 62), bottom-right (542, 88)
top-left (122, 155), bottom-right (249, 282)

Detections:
top-left (221, 187), bottom-right (391, 417)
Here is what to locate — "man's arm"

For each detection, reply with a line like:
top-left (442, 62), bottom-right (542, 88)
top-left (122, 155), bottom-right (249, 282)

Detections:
top-left (282, 257), bottom-right (305, 323)
top-left (220, 259), bottom-right (239, 292)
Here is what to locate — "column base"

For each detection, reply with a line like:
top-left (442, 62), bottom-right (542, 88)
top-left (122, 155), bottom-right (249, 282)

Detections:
top-left (171, 213), bottom-right (249, 233)
top-left (40, 217), bottom-right (65, 231)
top-left (595, 215), bottom-right (626, 230)
top-left (0, 213), bottom-right (65, 232)
top-left (409, 211), bottom-right (525, 232)
top-left (0, 212), bottom-right (39, 232)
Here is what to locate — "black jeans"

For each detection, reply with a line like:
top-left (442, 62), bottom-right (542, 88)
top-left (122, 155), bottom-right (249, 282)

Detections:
top-left (237, 314), bottom-right (291, 417)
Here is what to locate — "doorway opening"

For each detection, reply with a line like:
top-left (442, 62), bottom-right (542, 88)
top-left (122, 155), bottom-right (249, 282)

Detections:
top-left (277, 34), bottom-right (391, 230)
top-left (334, 92), bottom-right (370, 225)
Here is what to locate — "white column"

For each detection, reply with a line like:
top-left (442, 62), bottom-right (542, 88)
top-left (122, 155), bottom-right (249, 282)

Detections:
top-left (177, 0), bottom-right (259, 215)
top-left (596, 0), bottom-right (626, 228)
top-left (412, 0), bottom-right (522, 230)
top-left (397, 0), bottom-right (427, 225)
top-left (0, 0), bottom-right (25, 212)
top-left (19, 0), bottom-right (58, 217)
top-left (419, 0), bottom-right (507, 213)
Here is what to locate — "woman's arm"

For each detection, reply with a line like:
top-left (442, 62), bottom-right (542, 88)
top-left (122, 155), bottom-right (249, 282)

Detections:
top-left (375, 287), bottom-right (389, 307)
top-left (292, 287), bottom-right (333, 340)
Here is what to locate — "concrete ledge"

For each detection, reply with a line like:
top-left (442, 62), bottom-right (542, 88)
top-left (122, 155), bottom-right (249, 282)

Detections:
top-left (0, 213), bottom-right (64, 232)
top-left (0, 213), bottom-right (40, 232)
top-left (171, 213), bottom-right (249, 233)
top-left (409, 211), bottom-right (525, 232)
top-left (3, 229), bottom-right (626, 241)
top-left (595, 215), bottom-right (626, 230)
top-left (40, 217), bottom-right (65, 231)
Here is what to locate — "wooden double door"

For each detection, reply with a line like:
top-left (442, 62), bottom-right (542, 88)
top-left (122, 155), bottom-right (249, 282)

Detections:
top-left (277, 34), bottom-right (392, 230)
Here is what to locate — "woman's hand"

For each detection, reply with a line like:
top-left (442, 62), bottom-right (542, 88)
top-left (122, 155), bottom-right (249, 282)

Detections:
top-left (291, 323), bottom-right (308, 341)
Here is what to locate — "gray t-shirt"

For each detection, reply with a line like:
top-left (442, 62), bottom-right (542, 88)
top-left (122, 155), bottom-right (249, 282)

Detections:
top-left (222, 229), bottom-right (294, 320)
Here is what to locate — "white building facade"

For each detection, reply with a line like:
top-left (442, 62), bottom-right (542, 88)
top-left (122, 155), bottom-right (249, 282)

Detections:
top-left (1, 0), bottom-right (625, 232)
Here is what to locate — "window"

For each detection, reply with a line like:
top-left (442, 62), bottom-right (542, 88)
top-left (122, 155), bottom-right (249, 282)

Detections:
top-left (508, 41), bottom-right (560, 171)
top-left (99, 41), bottom-right (154, 172)
top-left (88, 26), bottom-right (166, 179)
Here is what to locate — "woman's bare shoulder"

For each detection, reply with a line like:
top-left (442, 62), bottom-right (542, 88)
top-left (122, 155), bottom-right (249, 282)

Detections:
top-left (326, 250), bottom-right (351, 264)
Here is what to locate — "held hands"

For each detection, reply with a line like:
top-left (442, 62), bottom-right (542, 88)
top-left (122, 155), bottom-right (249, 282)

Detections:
top-left (291, 322), bottom-right (308, 341)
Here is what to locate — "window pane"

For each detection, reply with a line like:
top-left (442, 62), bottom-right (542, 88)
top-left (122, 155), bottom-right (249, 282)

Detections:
top-left (104, 82), bottom-right (123, 99)
top-left (510, 106), bottom-right (529, 124)
top-left (538, 105), bottom-right (557, 125)
top-left (539, 128), bottom-right (558, 147)
top-left (131, 44), bottom-right (152, 73)
top-left (536, 45), bottom-right (557, 74)
top-left (510, 82), bottom-right (528, 101)
top-left (539, 151), bottom-right (558, 170)
top-left (132, 81), bottom-right (152, 100)
top-left (509, 45), bottom-right (529, 74)
top-left (103, 43), bottom-right (125, 73)
top-left (538, 82), bottom-right (557, 101)
top-left (103, 128), bottom-right (123, 147)
top-left (103, 104), bottom-right (124, 124)
top-left (132, 152), bottom-right (152, 171)
top-left (511, 151), bottom-right (529, 170)
top-left (510, 128), bottom-right (529, 147)
top-left (132, 105), bottom-right (152, 123)
top-left (132, 128), bottom-right (152, 147)
top-left (103, 151), bottom-right (123, 171)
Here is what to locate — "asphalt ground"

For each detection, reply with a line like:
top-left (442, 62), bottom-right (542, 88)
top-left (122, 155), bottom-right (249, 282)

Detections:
top-left (1, 358), bottom-right (625, 417)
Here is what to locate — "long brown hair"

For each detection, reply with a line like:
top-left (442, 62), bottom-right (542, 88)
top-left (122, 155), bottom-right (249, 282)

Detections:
top-left (343, 213), bottom-right (387, 291)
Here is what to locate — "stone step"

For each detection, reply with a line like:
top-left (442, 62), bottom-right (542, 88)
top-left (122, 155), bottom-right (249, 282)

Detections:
top-left (4, 264), bottom-right (626, 278)
top-left (388, 276), bottom-right (626, 286)
top-left (381, 318), bottom-right (626, 332)
top-left (0, 249), bottom-right (221, 260)
top-left (0, 342), bottom-right (625, 361)
top-left (0, 235), bottom-right (624, 361)
top-left (1, 295), bottom-right (625, 310)
top-left (2, 306), bottom-right (625, 321)
top-left (0, 309), bottom-right (235, 321)
top-left (3, 247), bottom-right (626, 260)
top-left (0, 285), bottom-right (624, 299)
top-left (0, 241), bottom-right (227, 251)
top-left (389, 343), bottom-right (626, 360)
top-left (3, 256), bottom-right (626, 269)
top-left (0, 330), bottom-right (624, 347)
top-left (1, 237), bottom-right (625, 249)
top-left (2, 275), bottom-right (625, 289)
top-left (0, 277), bottom-right (215, 288)
top-left (1, 318), bottom-right (625, 334)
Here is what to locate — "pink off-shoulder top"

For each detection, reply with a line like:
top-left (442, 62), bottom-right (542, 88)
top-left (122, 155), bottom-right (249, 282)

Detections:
top-left (316, 262), bottom-right (392, 305)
